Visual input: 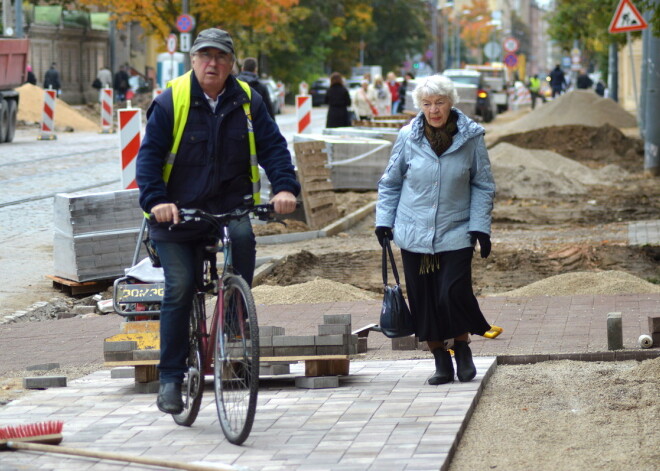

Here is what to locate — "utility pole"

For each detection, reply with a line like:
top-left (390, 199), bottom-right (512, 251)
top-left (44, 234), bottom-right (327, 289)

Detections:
top-left (14, 0), bottom-right (23, 37)
top-left (642, 4), bottom-right (659, 176)
top-left (183, 0), bottom-right (191, 71)
top-left (608, 42), bottom-right (618, 101)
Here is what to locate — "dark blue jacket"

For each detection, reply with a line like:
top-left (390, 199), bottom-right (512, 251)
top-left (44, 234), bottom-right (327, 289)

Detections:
top-left (136, 72), bottom-right (300, 242)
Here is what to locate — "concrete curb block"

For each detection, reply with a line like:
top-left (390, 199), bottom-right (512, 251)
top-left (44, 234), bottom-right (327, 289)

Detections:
top-left (253, 255), bottom-right (285, 286)
top-left (254, 200), bottom-right (376, 246)
top-left (321, 200), bottom-right (376, 237)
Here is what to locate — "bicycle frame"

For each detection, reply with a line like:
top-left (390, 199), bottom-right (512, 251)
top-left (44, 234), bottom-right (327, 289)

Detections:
top-left (194, 221), bottom-right (249, 377)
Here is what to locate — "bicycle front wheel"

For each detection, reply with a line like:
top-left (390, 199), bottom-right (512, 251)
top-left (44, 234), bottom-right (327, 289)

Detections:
top-left (173, 293), bottom-right (205, 426)
top-left (214, 274), bottom-right (259, 445)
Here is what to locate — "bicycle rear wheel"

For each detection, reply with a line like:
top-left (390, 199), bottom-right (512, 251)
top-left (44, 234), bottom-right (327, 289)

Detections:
top-left (214, 274), bottom-right (259, 445)
top-left (173, 293), bottom-right (205, 426)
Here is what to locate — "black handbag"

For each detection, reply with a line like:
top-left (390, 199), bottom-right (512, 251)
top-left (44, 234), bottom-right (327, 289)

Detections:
top-left (379, 237), bottom-right (415, 338)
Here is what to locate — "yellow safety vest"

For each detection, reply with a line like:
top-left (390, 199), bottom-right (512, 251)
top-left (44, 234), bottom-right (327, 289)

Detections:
top-left (529, 77), bottom-right (541, 93)
top-left (164, 70), bottom-right (261, 204)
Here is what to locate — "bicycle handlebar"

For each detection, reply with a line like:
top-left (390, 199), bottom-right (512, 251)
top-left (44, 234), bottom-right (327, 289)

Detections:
top-left (149, 200), bottom-right (300, 232)
top-left (179, 204), bottom-right (275, 226)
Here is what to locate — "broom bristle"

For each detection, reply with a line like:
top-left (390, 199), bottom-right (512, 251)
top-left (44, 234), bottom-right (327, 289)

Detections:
top-left (0, 421), bottom-right (63, 440)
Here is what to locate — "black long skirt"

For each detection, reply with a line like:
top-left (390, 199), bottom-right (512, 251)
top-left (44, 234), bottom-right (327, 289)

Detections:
top-left (401, 247), bottom-right (491, 342)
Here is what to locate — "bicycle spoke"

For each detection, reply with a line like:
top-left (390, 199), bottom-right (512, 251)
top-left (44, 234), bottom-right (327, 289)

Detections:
top-left (173, 293), bottom-right (205, 426)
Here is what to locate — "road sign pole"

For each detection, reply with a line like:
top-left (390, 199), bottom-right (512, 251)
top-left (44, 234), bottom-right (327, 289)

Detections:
top-left (627, 31), bottom-right (639, 112)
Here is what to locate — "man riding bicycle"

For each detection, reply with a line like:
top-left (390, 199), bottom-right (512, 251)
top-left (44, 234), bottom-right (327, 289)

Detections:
top-left (136, 28), bottom-right (300, 415)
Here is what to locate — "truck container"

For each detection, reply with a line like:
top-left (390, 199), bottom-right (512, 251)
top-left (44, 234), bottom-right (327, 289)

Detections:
top-left (0, 37), bottom-right (29, 143)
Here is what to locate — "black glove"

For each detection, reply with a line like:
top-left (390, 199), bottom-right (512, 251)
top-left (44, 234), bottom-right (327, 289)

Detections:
top-left (470, 231), bottom-right (491, 259)
top-left (375, 226), bottom-right (393, 247)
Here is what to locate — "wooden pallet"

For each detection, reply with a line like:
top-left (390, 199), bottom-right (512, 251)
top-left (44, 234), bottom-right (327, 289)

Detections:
top-left (104, 355), bottom-right (351, 380)
top-left (293, 140), bottom-right (339, 229)
top-left (46, 274), bottom-right (114, 295)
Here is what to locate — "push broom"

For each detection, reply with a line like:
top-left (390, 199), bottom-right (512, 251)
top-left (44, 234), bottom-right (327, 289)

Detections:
top-left (0, 421), bottom-right (244, 471)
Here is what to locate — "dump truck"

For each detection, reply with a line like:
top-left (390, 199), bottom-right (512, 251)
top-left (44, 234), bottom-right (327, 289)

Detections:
top-left (0, 37), bottom-right (29, 143)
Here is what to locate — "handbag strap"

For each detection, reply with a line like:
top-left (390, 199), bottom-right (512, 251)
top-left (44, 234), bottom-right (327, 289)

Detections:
top-left (382, 237), bottom-right (401, 286)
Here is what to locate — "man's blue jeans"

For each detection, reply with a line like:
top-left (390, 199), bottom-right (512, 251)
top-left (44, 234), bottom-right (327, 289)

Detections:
top-left (153, 216), bottom-right (255, 384)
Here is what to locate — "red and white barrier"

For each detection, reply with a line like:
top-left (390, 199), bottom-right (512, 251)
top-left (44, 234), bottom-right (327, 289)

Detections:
top-left (118, 102), bottom-right (142, 189)
top-left (38, 88), bottom-right (57, 140)
top-left (100, 88), bottom-right (114, 133)
top-left (296, 95), bottom-right (312, 134)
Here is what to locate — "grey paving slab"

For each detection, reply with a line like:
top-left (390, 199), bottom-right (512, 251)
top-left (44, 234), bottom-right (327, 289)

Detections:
top-left (0, 358), bottom-right (495, 471)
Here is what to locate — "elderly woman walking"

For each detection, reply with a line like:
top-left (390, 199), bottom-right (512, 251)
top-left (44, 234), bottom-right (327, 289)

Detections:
top-left (375, 74), bottom-right (496, 385)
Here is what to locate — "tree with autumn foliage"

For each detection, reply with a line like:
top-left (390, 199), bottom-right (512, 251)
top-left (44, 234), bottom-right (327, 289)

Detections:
top-left (78, 0), bottom-right (299, 44)
top-left (457, 0), bottom-right (493, 64)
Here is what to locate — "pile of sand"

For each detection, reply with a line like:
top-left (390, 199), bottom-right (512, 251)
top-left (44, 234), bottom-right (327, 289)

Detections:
top-left (253, 277), bottom-right (380, 305)
top-left (499, 90), bottom-right (637, 133)
top-left (16, 83), bottom-right (100, 132)
top-left (489, 142), bottom-right (624, 198)
top-left (493, 270), bottom-right (660, 297)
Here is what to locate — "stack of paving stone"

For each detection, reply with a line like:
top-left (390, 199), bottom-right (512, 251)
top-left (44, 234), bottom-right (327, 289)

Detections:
top-left (260, 314), bottom-right (358, 357)
top-left (53, 189), bottom-right (143, 281)
top-left (103, 340), bottom-right (159, 362)
top-left (293, 133), bottom-right (392, 190)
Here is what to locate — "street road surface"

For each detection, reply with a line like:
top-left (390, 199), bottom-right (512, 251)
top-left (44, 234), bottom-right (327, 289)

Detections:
top-left (0, 105), bottom-right (329, 316)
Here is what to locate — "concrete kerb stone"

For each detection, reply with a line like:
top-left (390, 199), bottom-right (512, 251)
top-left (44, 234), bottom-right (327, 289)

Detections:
top-left (254, 200), bottom-right (376, 246)
top-left (321, 200), bottom-right (377, 237)
top-left (252, 200), bottom-right (376, 284)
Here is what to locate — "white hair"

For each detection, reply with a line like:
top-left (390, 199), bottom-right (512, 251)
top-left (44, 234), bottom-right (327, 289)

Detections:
top-left (412, 74), bottom-right (459, 108)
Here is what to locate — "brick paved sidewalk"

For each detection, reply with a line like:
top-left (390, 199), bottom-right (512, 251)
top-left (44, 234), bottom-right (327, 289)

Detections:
top-left (1, 294), bottom-right (658, 470)
top-left (1, 294), bottom-right (658, 375)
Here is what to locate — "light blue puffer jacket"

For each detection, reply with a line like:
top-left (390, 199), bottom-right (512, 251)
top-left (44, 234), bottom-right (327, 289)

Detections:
top-left (375, 109), bottom-right (495, 254)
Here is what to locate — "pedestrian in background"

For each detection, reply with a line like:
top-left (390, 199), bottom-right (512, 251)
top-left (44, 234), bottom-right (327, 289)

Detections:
top-left (397, 72), bottom-right (414, 113)
top-left (25, 65), bottom-right (37, 85)
top-left (113, 64), bottom-right (130, 102)
top-left (370, 75), bottom-right (391, 116)
top-left (386, 71), bottom-right (400, 114)
top-left (354, 79), bottom-right (376, 120)
top-left (136, 28), bottom-right (299, 415)
top-left (375, 74), bottom-right (495, 386)
top-left (43, 62), bottom-right (61, 95)
top-left (549, 64), bottom-right (566, 98)
top-left (97, 66), bottom-right (113, 89)
top-left (527, 74), bottom-right (546, 110)
top-left (325, 72), bottom-right (352, 128)
top-left (236, 57), bottom-right (275, 118)
top-left (576, 69), bottom-right (593, 90)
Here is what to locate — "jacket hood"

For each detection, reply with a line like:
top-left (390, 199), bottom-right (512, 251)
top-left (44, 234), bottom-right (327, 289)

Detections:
top-left (409, 108), bottom-right (484, 153)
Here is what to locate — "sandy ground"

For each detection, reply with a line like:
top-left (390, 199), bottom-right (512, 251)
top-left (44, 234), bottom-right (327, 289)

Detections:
top-left (3, 90), bottom-right (659, 469)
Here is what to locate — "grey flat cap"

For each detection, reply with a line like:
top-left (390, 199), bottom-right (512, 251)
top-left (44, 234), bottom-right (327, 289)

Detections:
top-left (191, 28), bottom-right (234, 55)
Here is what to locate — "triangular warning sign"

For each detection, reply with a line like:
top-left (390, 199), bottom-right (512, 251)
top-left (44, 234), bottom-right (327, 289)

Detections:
top-left (609, 0), bottom-right (648, 33)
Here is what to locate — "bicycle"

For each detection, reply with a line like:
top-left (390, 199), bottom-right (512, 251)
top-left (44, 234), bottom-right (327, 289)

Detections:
top-left (160, 201), bottom-right (276, 445)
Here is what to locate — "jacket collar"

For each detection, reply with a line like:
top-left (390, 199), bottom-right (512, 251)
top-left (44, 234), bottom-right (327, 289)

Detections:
top-left (410, 107), bottom-right (484, 153)
top-left (190, 73), bottom-right (249, 108)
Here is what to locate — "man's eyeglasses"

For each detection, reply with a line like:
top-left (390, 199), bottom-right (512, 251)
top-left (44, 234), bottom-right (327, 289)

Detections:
top-left (194, 51), bottom-right (232, 64)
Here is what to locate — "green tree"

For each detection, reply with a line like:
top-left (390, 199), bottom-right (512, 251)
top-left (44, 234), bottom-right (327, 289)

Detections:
top-left (362, 0), bottom-right (431, 75)
top-left (546, 0), bottom-right (660, 73)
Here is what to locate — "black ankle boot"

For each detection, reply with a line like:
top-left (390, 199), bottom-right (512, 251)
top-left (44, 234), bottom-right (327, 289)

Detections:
top-left (157, 382), bottom-right (183, 414)
top-left (428, 348), bottom-right (454, 385)
top-left (453, 341), bottom-right (476, 382)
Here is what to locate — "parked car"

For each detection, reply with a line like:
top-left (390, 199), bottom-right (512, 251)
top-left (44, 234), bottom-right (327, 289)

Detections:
top-left (310, 77), bottom-right (330, 106)
top-left (442, 69), bottom-right (496, 123)
top-left (259, 78), bottom-right (281, 115)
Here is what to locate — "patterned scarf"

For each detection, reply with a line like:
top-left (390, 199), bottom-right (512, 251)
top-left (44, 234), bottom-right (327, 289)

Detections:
top-left (419, 110), bottom-right (459, 274)
top-left (423, 110), bottom-right (459, 157)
